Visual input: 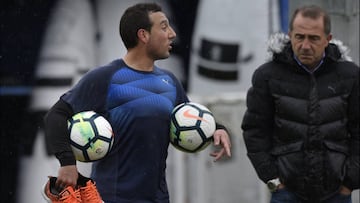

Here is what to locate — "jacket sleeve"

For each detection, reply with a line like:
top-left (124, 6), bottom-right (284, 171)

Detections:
top-left (343, 66), bottom-right (360, 190)
top-left (44, 99), bottom-right (76, 166)
top-left (241, 67), bottom-right (278, 183)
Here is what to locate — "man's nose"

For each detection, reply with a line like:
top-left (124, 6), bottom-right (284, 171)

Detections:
top-left (169, 26), bottom-right (176, 39)
top-left (301, 38), bottom-right (311, 49)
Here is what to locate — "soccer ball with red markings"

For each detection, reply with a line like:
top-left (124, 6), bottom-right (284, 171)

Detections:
top-left (68, 111), bottom-right (114, 162)
top-left (170, 102), bottom-right (216, 153)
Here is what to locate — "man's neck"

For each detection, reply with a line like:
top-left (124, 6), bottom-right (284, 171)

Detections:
top-left (123, 51), bottom-right (154, 72)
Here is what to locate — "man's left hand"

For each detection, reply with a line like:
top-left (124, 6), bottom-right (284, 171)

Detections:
top-left (210, 129), bottom-right (231, 161)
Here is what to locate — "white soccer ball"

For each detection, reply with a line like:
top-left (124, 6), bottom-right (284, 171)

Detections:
top-left (170, 102), bottom-right (216, 153)
top-left (68, 111), bottom-right (114, 162)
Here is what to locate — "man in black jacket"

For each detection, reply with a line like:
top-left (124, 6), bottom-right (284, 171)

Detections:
top-left (241, 5), bottom-right (359, 203)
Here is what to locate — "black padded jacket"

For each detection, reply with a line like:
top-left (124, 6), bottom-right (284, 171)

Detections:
top-left (241, 33), bottom-right (359, 201)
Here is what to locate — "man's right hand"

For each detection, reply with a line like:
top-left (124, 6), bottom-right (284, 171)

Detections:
top-left (56, 165), bottom-right (78, 189)
top-left (339, 185), bottom-right (352, 195)
top-left (278, 183), bottom-right (285, 190)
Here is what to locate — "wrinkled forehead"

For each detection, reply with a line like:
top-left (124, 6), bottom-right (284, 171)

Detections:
top-left (149, 11), bottom-right (169, 25)
top-left (292, 15), bottom-right (325, 34)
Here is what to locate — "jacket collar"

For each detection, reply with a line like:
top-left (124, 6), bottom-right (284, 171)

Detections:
top-left (266, 32), bottom-right (353, 64)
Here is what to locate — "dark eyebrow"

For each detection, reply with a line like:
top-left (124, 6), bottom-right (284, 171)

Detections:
top-left (295, 33), bottom-right (320, 38)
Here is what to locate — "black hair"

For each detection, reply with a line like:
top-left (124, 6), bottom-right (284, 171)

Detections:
top-left (119, 3), bottom-right (162, 49)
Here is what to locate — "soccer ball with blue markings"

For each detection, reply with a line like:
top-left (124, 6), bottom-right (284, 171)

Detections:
top-left (68, 111), bottom-right (114, 162)
top-left (170, 102), bottom-right (216, 153)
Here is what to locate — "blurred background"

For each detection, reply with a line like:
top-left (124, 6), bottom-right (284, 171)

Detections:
top-left (0, 0), bottom-right (359, 202)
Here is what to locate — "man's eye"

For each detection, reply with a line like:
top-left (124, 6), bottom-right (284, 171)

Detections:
top-left (295, 35), bottom-right (304, 40)
top-left (309, 36), bottom-right (320, 41)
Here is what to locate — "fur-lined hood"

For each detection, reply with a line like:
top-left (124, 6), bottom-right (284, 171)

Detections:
top-left (266, 32), bottom-right (353, 62)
